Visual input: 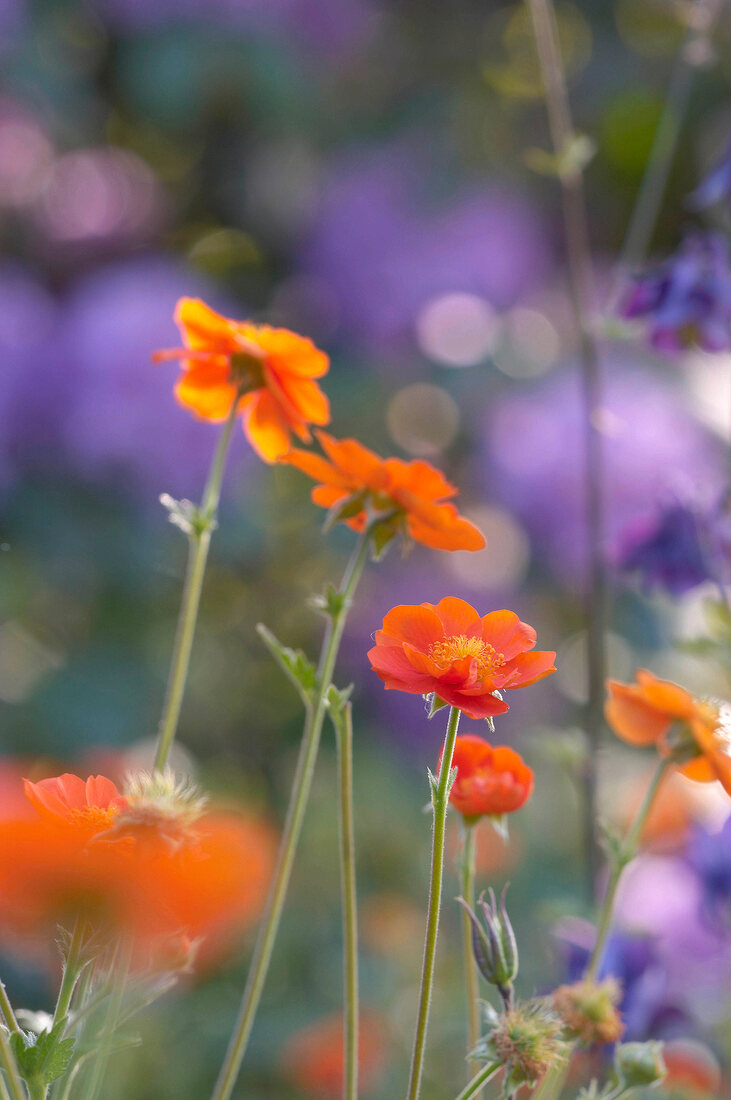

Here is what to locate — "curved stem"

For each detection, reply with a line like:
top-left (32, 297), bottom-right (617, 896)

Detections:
top-left (406, 705), bottom-right (461, 1100)
top-left (0, 986), bottom-right (19, 1035)
top-left (154, 392), bottom-right (240, 772)
top-left (459, 826), bottom-right (481, 1088)
top-left (211, 527), bottom-right (372, 1100)
top-left (0, 1028), bottom-right (25, 1100)
top-left (527, 0), bottom-right (605, 901)
top-left (585, 756), bottom-right (671, 981)
top-left (453, 1062), bottom-right (501, 1100)
top-left (333, 701), bottom-right (359, 1100)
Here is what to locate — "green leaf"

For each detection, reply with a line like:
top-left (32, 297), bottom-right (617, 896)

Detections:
top-left (10, 1019), bottom-right (76, 1087)
top-left (256, 624), bottom-right (318, 705)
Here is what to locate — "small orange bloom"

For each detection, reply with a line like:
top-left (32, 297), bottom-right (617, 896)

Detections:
top-left (24, 773), bottom-right (128, 836)
top-left (663, 1038), bottom-right (722, 1097)
top-left (280, 1012), bottom-right (386, 1099)
top-left (281, 430), bottom-right (485, 552)
top-left (154, 298), bottom-right (330, 462)
top-left (368, 597), bottom-right (556, 720)
top-left (605, 670), bottom-right (731, 794)
top-left (439, 734), bottom-right (534, 819)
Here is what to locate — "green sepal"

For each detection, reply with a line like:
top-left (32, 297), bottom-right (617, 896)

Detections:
top-left (487, 814), bottom-right (509, 842)
top-left (256, 623), bottom-right (318, 705)
top-left (426, 767), bottom-right (439, 804)
top-left (325, 682), bottom-right (354, 718)
top-left (323, 490), bottom-right (368, 533)
top-left (369, 518), bottom-right (400, 561)
top-left (426, 693), bottom-right (449, 718)
top-left (10, 1019), bottom-right (76, 1087)
top-left (159, 494), bottom-right (213, 538)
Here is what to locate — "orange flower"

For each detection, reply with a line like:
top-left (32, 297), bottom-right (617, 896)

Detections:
top-left (0, 771), bottom-right (276, 968)
top-left (154, 298), bottom-right (330, 462)
top-left (605, 670), bottom-right (731, 794)
top-left (281, 431), bottom-right (485, 552)
top-left (368, 597), bottom-right (556, 720)
top-left (280, 1012), bottom-right (387, 1099)
top-left (662, 1038), bottom-right (722, 1097)
top-left (439, 734), bottom-right (534, 819)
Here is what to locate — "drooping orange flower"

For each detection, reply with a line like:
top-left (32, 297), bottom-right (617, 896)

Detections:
top-left (605, 670), bottom-right (731, 794)
top-left (0, 770), bottom-right (277, 968)
top-left (368, 598), bottom-right (556, 719)
top-left (280, 1012), bottom-right (387, 1099)
top-left (439, 734), bottom-right (534, 820)
top-left (154, 298), bottom-right (330, 462)
top-left (281, 431), bottom-right (485, 552)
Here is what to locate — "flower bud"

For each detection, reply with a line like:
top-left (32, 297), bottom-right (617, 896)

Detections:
top-left (458, 886), bottom-right (518, 990)
top-left (614, 1041), bottom-right (666, 1089)
top-left (473, 999), bottom-right (568, 1090)
top-left (552, 978), bottom-right (624, 1046)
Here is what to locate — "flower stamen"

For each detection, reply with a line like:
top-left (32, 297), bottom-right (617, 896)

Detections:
top-left (428, 634), bottom-right (506, 681)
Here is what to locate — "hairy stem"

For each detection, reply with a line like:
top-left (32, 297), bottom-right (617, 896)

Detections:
top-left (406, 705), bottom-right (461, 1100)
top-left (453, 1062), bottom-right (501, 1100)
top-left (154, 391), bottom-right (240, 772)
top-left (459, 826), bottom-right (481, 1088)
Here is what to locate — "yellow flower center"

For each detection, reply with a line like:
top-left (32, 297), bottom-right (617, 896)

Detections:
top-left (427, 634), bottom-right (505, 681)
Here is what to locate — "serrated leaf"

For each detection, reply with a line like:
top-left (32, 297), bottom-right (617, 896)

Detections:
top-left (256, 624), bottom-right (317, 705)
top-left (10, 1019), bottom-right (76, 1087)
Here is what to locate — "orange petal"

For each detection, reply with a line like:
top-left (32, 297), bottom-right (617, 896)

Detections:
top-left (367, 644), bottom-right (436, 693)
top-left (404, 499), bottom-right (486, 552)
top-left (316, 432), bottom-right (384, 485)
top-left (436, 685), bottom-right (511, 721)
top-left (636, 670), bottom-right (697, 720)
top-left (605, 681), bottom-right (672, 746)
top-left (175, 298), bottom-right (240, 354)
top-left (380, 604), bottom-right (444, 650)
top-left (276, 373), bottom-right (330, 426)
top-left (690, 716), bottom-right (731, 795)
top-left (241, 324), bottom-right (330, 378)
top-left (242, 390), bottom-right (293, 463)
top-left (383, 458), bottom-right (456, 502)
top-left (24, 774), bottom-right (87, 819)
top-left (427, 597), bottom-right (481, 638)
top-left (503, 650), bottom-right (557, 689)
top-left (480, 611), bottom-right (537, 659)
top-left (280, 448), bottom-right (343, 486)
top-left (175, 364), bottom-right (239, 422)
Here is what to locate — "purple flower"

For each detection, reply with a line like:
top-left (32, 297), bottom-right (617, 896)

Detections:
top-left (482, 361), bottom-right (724, 589)
top-left (619, 233), bottom-right (731, 353)
top-left (618, 498), bottom-right (715, 596)
top-left (688, 817), bottom-right (731, 928)
top-left (300, 142), bottom-right (551, 350)
top-left (688, 137), bottom-right (731, 210)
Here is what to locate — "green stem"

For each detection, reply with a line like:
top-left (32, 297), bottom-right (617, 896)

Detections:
top-left (81, 943), bottom-right (131, 1100)
top-left (453, 1062), bottom-right (501, 1100)
top-left (459, 826), bottom-right (481, 1088)
top-left (406, 705), bottom-right (461, 1100)
top-left (0, 1070), bottom-right (11, 1100)
top-left (526, 0), bottom-right (605, 901)
top-left (333, 701), bottom-right (359, 1100)
top-left (211, 526), bottom-right (372, 1100)
top-left (585, 756), bottom-right (671, 981)
top-left (53, 922), bottom-right (86, 1027)
top-left (154, 391), bottom-right (241, 772)
top-left (0, 986), bottom-right (19, 1035)
top-left (0, 1028), bottom-right (25, 1100)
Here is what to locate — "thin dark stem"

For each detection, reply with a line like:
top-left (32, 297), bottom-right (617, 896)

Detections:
top-left (527, 0), bottom-right (606, 900)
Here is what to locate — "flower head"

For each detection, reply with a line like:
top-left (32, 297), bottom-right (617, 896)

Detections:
top-left (280, 431), bottom-right (485, 552)
top-left (475, 999), bottom-right (568, 1091)
top-left (0, 770), bottom-right (276, 968)
top-left (368, 598), bottom-right (555, 720)
top-left (441, 734), bottom-right (534, 820)
top-left (619, 233), bottom-right (731, 353)
top-left (605, 671), bottom-right (731, 795)
top-left (153, 298), bottom-right (330, 462)
top-left (552, 978), bottom-right (624, 1046)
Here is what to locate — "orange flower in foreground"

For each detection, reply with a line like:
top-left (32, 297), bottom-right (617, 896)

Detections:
top-left (368, 598), bottom-right (556, 719)
top-left (605, 670), bottom-right (731, 795)
top-left (281, 431), bottom-right (485, 552)
top-left (280, 1012), bottom-right (387, 1099)
top-left (0, 771), bottom-right (277, 968)
top-left (154, 298), bottom-right (330, 462)
top-left (439, 734), bottom-right (534, 820)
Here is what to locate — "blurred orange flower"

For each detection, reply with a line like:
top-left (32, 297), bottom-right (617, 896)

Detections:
top-left (439, 734), bottom-right (534, 820)
top-left (368, 597), bottom-right (556, 719)
top-left (0, 771), bottom-right (276, 968)
top-left (281, 430), bottom-right (485, 551)
top-left (280, 1011), bottom-right (387, 1098)
top-left (154, 298), bottom-right (330, 462)
top-left (662, 1038), bottom-right (722, 1097)
top-left (605, 671), bottom-right (731, 794)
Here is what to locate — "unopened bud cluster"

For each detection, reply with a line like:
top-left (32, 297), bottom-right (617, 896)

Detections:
top-left (459, 886), bottom-right (518, 993)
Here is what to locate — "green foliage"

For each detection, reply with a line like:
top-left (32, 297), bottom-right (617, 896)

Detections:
top-left (10, 1019), bottom-right (76, 1089)
top-left (256, 623), bottom-right (318, 705)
